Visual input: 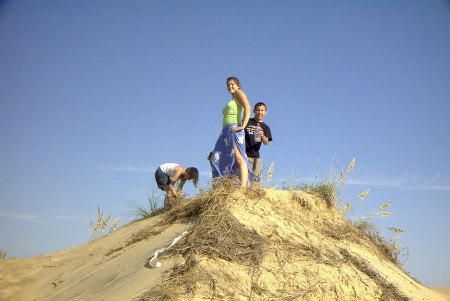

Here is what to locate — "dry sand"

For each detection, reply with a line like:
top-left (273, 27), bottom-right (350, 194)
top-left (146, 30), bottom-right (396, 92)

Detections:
top-left (434, 287), bottom-right (450, 295)
top-left (0, 214), bottom-right (190, 301)
top-left (1, 187), bottom-right (449, 301)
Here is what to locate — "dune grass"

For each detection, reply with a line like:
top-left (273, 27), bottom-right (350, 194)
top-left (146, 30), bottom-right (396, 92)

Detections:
top-left (136, 175), bottom-right (411, 301)
top-left (128, 189), bottom-right (164, 220)
top-left (267, 157), bottom-right (406, 267)
top-left (89, 206), bottom-right (121, 242)
top-left (126, 157), bottom-right (405, 269)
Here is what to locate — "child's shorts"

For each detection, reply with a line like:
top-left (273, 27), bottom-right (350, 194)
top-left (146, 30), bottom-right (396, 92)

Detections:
top-left (247, 157), bottom-right (262, 179)
top-left (155, 167), bottom-right (171, 190)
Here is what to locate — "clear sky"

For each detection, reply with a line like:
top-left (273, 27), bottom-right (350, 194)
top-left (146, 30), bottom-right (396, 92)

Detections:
top-left (1, 0), bottom-right (449, 287)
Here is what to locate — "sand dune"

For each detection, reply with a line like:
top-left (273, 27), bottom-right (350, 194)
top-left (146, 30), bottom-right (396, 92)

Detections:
top-left (434, 287), bottom-right (450, 295)
top-left (1, 186), bottom-right (449, 301)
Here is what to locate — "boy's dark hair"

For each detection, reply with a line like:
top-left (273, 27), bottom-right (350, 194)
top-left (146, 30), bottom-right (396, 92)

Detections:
top-left (186, 167), bottom-right (199, 186)
top-left (254, 102), bottom-right (267, 110)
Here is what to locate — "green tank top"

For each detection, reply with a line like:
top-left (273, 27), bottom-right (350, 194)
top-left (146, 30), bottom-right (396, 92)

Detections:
top-left (222, 99), bottom-right (243, 126)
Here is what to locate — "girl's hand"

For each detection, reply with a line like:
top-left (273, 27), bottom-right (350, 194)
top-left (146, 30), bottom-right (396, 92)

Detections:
top-left (232, 125), bottom-right (244, 132)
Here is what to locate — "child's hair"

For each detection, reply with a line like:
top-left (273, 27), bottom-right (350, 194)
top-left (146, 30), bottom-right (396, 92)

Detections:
top-left (186, 167), bottom-right (199, 186)
top-left (254, 102), bottom-right (267, 110)
top-left (226, 76), bottom-right (241, 88)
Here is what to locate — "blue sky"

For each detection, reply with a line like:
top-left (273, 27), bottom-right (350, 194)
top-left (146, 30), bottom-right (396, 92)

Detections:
top-left (1, 0), bottom-right (449, 287)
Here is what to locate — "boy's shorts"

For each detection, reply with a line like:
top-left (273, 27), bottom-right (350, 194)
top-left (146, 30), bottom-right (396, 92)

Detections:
top-left (155, 167), bottom-right (171, 190)
top-left (247, 157), bottom-right (262, 179)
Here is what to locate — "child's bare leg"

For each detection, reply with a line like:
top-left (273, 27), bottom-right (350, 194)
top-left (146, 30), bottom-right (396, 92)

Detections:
top-left (233, 144), bottom-right (248, 188)
top-left (163, 187), bottom-right (175, 207)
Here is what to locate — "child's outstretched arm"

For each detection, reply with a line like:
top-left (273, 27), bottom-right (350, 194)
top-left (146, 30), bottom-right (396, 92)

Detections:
top-left (177, 180), bottom-right (186, 192)
top-left (169, 165), bottom-right (184, 195)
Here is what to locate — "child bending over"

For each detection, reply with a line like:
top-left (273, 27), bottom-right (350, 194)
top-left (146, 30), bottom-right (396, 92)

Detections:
top-left (155, 163), bottom-right (199, 207)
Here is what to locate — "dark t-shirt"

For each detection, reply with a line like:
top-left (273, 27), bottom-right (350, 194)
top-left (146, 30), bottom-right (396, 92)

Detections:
top-left (245, 118), bottom-right (272, 158)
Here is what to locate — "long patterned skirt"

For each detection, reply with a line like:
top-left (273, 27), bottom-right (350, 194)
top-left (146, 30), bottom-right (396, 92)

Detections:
top-left (209, 124), bottom-right (258, 185)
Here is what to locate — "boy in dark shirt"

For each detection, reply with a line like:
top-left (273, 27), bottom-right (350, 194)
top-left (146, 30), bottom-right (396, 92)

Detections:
top-left (245, 102), bottom-right (273, 178)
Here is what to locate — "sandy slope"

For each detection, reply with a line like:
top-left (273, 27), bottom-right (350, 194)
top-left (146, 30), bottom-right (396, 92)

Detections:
top-left (434, 287), bottom-right (450, 295)
top-left (0, 215), bottom-right (191, 301)
top-left (1, 188), bottom-right (449, 301)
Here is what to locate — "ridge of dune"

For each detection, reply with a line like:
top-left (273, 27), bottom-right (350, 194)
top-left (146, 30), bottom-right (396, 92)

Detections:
top-left (1, 186), bottom-right (448, 301)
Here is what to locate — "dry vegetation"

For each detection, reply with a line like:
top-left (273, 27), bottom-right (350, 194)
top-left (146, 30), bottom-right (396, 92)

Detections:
top-left (1, 152), bottom-right (448, 301)
top-left (89, 206), bottom-right (121, 242)
top-left (129, 174), bottom-right (414, 301)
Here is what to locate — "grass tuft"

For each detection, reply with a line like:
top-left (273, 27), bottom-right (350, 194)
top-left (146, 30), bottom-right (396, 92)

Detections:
top-left (89, 206), bottom-right (120, 242)
top-left (269, 157), bottom-right (406, 271)
top-left (297, 182), bottom-right (336, 208)
top-left (354, 219), bottom-right (403, 265)
top-left (129, 189), bottom-right (164, 220)
top-left (261, 161), bottom-right (275, 187)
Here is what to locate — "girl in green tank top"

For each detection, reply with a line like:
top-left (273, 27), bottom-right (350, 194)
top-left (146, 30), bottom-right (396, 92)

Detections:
top-left (222, 98), bottom-right (244, 126)
top-left (208, 77), bottom-right (258, 188)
